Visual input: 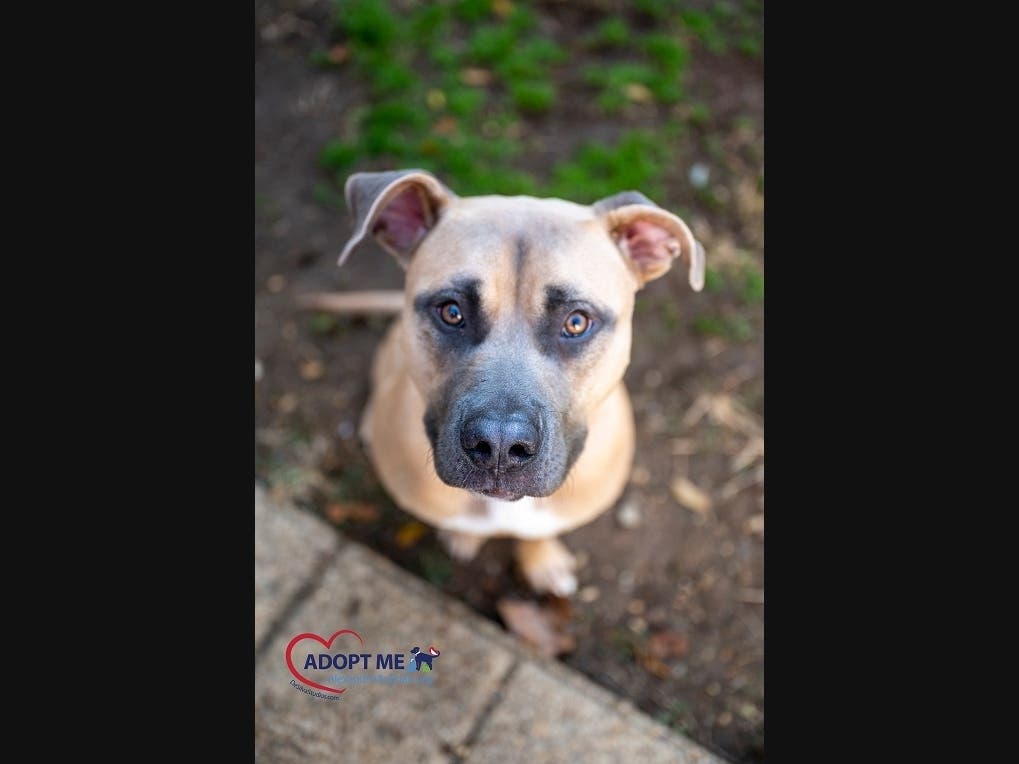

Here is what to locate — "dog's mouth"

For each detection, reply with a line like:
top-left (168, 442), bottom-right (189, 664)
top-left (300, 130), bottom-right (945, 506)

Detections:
top-left (424, 394), bottom-right (587, 501)
top-left (475, 485), bottom-right (526, 501)
top-left (457, 467), bottom-right (549, 501)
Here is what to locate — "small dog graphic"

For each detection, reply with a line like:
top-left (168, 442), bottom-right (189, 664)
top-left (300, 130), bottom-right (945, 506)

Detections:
top-left (409, 645), bottom-right (441, 671)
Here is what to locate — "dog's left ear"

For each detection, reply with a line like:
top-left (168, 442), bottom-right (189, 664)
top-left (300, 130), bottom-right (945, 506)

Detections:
top-left (592, 191), bottom-right (705, 291)
top-left (338, 169), bottom-right (456, 268)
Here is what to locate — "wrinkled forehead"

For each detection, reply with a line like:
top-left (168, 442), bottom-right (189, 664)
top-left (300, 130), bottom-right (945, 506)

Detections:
top-left (408, 196), bottom-right (637, 316)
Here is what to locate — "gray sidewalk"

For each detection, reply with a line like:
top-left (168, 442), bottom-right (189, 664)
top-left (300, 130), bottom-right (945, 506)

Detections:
top-left (255, 484), bottom-right (724, 763)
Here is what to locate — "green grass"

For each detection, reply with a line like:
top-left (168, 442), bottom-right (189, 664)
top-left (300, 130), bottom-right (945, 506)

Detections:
top-left (316, 0), bottom-right (759, 216)
top-left (703, 267), bottom-right (724, 293)
top-left (681, 2), bottom-right (763, 58)
top-left (320, 140), bottom-right (361, 171)
top-left (738, 35), bottom-right (762, 57)
top-left (452, 0), bottom-right (490, 24)
top-left (688, 102), bottom-right (711, 126)
top-left (337, 0), bottom-right (399, 48)
top-left (497, 39), bottom-right (567, 80)
top-left (584, 62), bottom-right (657, 113)
top-left (306, 312), bottom-right (341, 335)
top-left (309, 49), bottom-right (341, 69)
top-left (411, 4), bottom-right (449, 39)
top-left (655, 699), bottom-right (694, 733)
top-left (609, 627), bottom-right (640, 659)
top-left (660, 299), bottom-right (681, 333)
top-left (549, 130), bottom-right (671, 203)
top-left (634, 0), bottom-right (678, 20)
top-left (446, 86), bottom-right (486, 117)
top-left (700, 257), bottom-right (763, 307)
top-left (468, 24), bottom-right (517, 64)
top-left (681, 10), bottom-right (726, 53)
top-left (742, 269), bottom-right (764, 304)
top-left (588, 17), bottom-right (631, 49)
top-left (581, 32), bottom-right (688, 113)
top-left (320, 0), bottom-right (563, 193)
top-left (626, 0), bottom-right (762, 58)
top-left (372, 60), bottom-right (418, 95)
top-left (417, 548), bottom-right (453, 586)
top-left (505, 5), bottom-right (537, 35)
top-left (511, 80), bottom-right (555, 113)
top-left (644, 34), bottom-right (688, 73)
top-left (694, 314), bottom-right (755, 342)
top-left (312, 182), bottom-right (346, 210)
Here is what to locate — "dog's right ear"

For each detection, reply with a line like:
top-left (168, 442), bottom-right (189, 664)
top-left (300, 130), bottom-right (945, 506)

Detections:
top-left (592, 190), bottom-right (705, 291)
top-left (338, 169), bottom-right (456, 268)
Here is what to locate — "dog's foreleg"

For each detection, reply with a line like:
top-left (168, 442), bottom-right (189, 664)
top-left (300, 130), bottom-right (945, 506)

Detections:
top-left (515, 538), bottom-right (578, 597)
top-left (438, 529), bottom-right (487, 563)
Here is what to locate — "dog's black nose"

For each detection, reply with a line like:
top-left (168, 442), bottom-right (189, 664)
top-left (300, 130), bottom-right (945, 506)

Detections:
top-left (460, 412), bottom-right (540, 471)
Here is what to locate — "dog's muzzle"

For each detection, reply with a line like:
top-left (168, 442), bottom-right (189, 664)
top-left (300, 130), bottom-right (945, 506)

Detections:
top-left (426, 390), bottom-right (572, 501)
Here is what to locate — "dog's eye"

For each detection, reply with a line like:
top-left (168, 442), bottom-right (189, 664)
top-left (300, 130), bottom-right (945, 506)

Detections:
top-left (439, 301), bottom-right (464, 327)
top-left (562, 310), bottom-right (591, 337)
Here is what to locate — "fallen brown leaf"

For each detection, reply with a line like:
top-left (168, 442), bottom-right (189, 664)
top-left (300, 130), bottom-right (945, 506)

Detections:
top-left (492, 0), bottom-right (514, 18)
top-left (720, 464), bottom-right (764, 501)
top-left (426, 89), bottom-right (446, 111)
top-left (681, 395), bottom-right (710, 427)
top-left (721, 364), bottom-right (758, 392)
top-left (432, 116), bottom-right (459, 136)
top-left (637, 654), bottom-right (670, 678)
top-left (671, 477), bottom-right (712, 514)
top-left (327, 45), bottom-right (349, 64)
top-left (731, 436), bottom-right (764, 473)
top-left (496, 598), bottom-right (575, 657)
top-left (683, 393), bottom-right (763, 437)
top-left (706, 394), bottom-right (762, 437)
top-left (300, 360), bottom-right (325, 381)
top-left (670, 438), bottom-right (697, 455)
top-left (745, 513), bottom-right (764, 538)
top-left (647, 630), bottom-right (690, 659)
top-left (625, 83), bottom-right (654, 103)
top-left (637, 630), bottom-right (689, 678)
top-left (629, 465), bottom-right (651, 486)
top-left (704, 338), bottom-right (727, 358)
top-left (325, 501), bottom-right (379, 524)
top-left (395, 521), bottom-right (428, 548)
top-left (738, 588), bottom-right (765, 604)
top-left (460, 67), bottom-right (493, 86)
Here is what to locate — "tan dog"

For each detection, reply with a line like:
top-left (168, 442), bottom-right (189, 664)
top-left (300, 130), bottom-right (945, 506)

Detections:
top-left (314, 169), bottom-right (704, 596)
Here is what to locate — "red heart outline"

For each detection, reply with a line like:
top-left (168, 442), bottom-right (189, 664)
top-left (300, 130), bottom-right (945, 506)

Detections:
top-left (285, 629), bottom-right (365, 695)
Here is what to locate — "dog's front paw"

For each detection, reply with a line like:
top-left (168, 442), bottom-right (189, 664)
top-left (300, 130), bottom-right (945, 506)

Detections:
top-left (438, 529), bottom-right (487, 563)
top-left (515, 538), bottom-right (578, 597)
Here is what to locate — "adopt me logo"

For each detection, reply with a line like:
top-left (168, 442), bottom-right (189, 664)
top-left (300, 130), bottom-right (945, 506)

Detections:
top-left (285, 629), bottom-right (442, 700)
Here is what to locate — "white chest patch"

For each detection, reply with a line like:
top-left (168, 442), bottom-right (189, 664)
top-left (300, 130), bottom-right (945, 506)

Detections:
top-left (437, 497), bottom-right (571, 539)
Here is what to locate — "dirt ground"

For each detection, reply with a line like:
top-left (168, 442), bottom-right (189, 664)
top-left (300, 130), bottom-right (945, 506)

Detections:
top-left (256, 1), bottom-right (763, 760)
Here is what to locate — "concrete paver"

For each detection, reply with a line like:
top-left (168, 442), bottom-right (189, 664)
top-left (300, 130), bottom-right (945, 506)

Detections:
top-left (254, 485), bottom-right (724, 763)
top-left (255, 483), bottom-right (339, 647)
